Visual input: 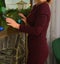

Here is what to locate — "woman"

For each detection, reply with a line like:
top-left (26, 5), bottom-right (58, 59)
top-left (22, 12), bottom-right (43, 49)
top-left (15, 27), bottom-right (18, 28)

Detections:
top-left (6, 0), bottom-right (51, 64)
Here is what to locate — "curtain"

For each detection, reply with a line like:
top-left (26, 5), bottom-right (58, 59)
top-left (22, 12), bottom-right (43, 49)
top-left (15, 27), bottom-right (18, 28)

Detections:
top-left (46, 0), bottom-right (60, 64)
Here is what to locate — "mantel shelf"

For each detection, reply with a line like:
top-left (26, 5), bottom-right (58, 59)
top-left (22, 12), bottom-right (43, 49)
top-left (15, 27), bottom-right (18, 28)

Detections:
top-left (0, 27), bottom-right (19, 39)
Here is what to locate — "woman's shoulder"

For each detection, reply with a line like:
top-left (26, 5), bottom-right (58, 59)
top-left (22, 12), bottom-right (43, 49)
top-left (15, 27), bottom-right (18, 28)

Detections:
top-left (36, 2), bottom-right (49, 10)
top-left (36, 2), bottom-right (51, 15)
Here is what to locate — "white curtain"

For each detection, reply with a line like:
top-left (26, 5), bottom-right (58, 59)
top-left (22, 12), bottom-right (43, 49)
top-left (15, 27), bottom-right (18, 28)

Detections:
top-left (46, 0), bottom-right (60, 64)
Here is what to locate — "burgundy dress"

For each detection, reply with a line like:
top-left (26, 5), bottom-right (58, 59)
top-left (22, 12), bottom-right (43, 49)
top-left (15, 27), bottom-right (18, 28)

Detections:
top-left (19, 2), bottom-right (51, 64)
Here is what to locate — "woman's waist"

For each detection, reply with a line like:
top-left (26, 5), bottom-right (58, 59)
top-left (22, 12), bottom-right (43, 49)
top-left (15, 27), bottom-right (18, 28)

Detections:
top-left (28, 34), bottom-right (46, 40)
top-left (28, 36), bottom-right (48, 48)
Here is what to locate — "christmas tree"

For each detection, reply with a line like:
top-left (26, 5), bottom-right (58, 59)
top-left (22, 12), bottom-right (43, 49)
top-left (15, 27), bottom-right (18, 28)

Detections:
top-left (0, 0), bottom-right (6, 31)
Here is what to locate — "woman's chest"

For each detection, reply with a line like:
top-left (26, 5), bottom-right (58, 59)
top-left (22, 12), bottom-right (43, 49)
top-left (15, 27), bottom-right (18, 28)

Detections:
top-left (27, 7), bottom-right (37, 26)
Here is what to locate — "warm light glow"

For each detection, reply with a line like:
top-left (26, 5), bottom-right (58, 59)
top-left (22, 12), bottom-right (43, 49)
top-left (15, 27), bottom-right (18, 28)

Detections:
top-left (29, 3), bottom-right (31, 6)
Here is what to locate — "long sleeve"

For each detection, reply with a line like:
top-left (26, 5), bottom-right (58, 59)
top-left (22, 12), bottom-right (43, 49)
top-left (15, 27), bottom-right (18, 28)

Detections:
top-left (19, 3), bottom-right (50, 36)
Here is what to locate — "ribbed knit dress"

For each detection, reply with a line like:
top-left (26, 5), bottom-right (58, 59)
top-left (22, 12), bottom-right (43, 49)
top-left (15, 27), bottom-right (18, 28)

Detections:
top-left (19, 2), bottom-right (51, 64)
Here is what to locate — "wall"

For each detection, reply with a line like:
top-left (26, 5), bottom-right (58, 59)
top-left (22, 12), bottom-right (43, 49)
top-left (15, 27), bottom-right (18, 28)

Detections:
top-left (55, 0), bottom-right (60, 38)
top-left (5, 0), bottom-right (30, 9)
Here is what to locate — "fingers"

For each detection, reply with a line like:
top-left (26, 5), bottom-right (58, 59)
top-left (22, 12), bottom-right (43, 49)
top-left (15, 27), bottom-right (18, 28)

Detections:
top-left (6, 18), bottom-right (11, 25)
top-left (18, 13), bottom-right (26, 18)
top-left (21, 18), bottom-right (26, 23)
top-left (7, 23), bottom-right (11, 26)
top-left (6, 18), bottom-right (15, 26)
top-left (18, 13), bottom-right (27, 24)
top-left (6, 18), bottom-right (9, 22)
top-left (6, 18), bottom-right (15, 23)
top-left (18, 13), bottom-right (23, 16)
top-left (6, 18), bottom-right (10, 23)
top-left (5, 18), bottom-right (20, 29)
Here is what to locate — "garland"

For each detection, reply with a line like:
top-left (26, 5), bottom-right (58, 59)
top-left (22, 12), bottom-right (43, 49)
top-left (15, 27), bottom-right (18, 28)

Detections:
top-left (0, 7), bottom-right (31, 31)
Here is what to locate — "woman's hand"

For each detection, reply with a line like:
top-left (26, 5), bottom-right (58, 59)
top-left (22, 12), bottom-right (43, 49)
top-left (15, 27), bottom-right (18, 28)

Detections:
top-left (18, 13), bottom-right (27, 24)
top-left (6, 18), bottom-right (20, 29)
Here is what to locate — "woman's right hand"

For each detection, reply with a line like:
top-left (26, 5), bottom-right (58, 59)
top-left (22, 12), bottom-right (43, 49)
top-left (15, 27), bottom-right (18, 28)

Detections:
top-left (6, 18), bottom-right (20, 29)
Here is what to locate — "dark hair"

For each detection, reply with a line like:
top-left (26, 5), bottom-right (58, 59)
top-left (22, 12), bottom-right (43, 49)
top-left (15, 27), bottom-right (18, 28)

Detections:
top-left (47, 0), bottom-right (51, 2)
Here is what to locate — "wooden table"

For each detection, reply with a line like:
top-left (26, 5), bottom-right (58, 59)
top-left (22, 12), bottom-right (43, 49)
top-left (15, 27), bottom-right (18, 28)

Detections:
top-left (0, 27), bottom-right (28, 64)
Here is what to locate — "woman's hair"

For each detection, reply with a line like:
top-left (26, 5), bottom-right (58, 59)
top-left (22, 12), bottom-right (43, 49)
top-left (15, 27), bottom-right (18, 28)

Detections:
top-left (47, 0), bottom-right (51, 3)
top-left (35, 0), bottom-right (51, 3)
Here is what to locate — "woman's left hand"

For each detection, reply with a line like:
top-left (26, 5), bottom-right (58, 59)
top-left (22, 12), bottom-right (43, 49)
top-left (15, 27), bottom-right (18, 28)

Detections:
top-left (6, 18), bottom-right (20, 29)
top-left (18, 13), bottom-right (27, 24)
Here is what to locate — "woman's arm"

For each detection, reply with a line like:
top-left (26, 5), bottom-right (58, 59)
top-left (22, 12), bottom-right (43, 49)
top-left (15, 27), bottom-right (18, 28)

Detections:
top-left (19, 4), bottom-right (50, 36)
top-left (19, 14), bottom-right (48, 36)
top-left (6, 3), bottom-right (50, 36)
